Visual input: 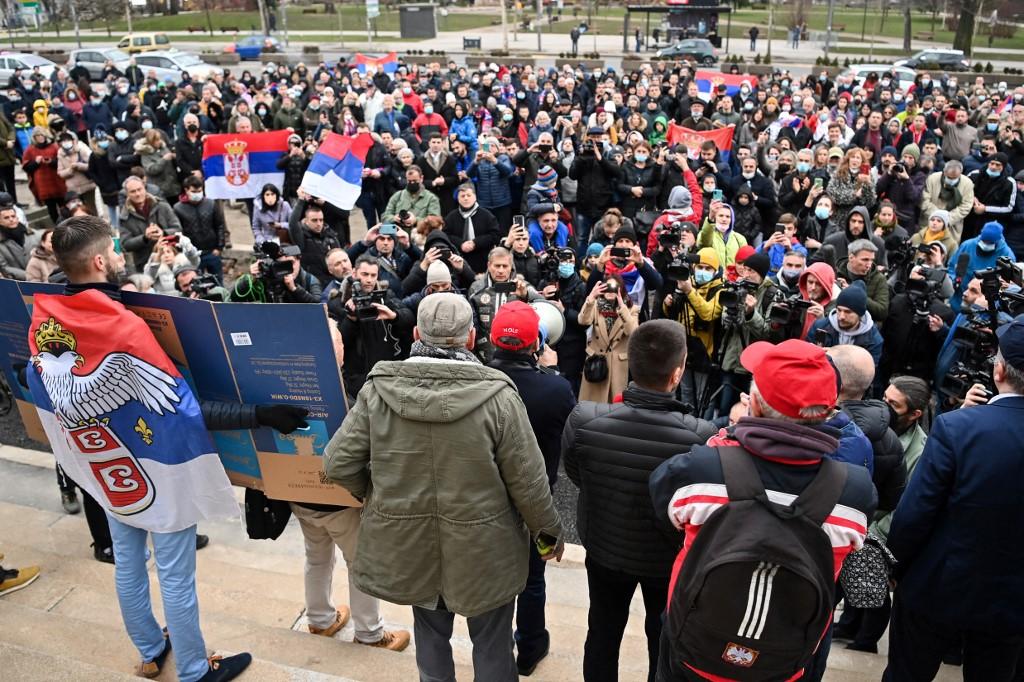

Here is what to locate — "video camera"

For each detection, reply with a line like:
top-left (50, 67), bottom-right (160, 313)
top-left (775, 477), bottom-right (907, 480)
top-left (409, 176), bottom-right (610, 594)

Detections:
top-left (767, 294), bottom-right (813, 327)
top-left (540, 246), bottom-right (573, 288)
top-left (190, 273), bottom-right (225, 302)
top-left (940, 312), bottom-right (999, 402)
top-left (256, 241), bottom-right (298, 283)
top-left (718, 280), bottom-right (757, 327)
top-left (351, 281), bottom-right (387, 321)
top-left (665, 252), bottom-right (701, 281)
top-left (975, 256), bottom-right (1024, 309)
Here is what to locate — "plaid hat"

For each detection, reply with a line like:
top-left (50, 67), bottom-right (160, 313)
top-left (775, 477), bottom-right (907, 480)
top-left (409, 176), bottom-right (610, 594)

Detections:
top-left (490, 301), bottom-right (540, 352)
top-left (416, 293), bottom-right (474, 348)
top-left (741, 339), bottom-right (838, 419)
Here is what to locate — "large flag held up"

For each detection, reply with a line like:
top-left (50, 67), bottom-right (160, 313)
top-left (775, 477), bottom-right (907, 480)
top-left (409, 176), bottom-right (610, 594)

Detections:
top-left (300, 132), bottom-right (374, 211)
top-left (694, 71), bottom-right (759, 96)
top-left (25, 290), bottom-right (239, 533)
top-left (202, 130), bottom-right (292, 200)
top-left (353, 51), bottom-right (399, 74)
top-left (667, 123), bottom-right (735, 163)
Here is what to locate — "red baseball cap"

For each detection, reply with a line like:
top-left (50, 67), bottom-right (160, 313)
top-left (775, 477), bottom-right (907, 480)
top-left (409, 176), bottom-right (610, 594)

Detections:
top-left (740, 340), bottom-right (838, 419)
top-left (490, 301), bottom-right (540, 351)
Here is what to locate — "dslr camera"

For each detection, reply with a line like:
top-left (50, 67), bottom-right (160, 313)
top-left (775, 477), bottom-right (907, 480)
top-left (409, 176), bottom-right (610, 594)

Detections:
top-left (658, 222), bottom-right (683, 248)
top-left (350, 281), bottom-right (387, 321)
top-left (256, 241), bottom-right (298, 282)
top-left (190, 273), bottom-right (225, 302)
top-left (718, 281), bottom-right (757, 327)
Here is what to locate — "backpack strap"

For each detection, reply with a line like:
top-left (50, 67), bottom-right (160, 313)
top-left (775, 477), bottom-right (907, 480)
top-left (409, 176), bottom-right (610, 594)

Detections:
top-left (718, 445), bottom-right (767, 502)
top-left (791, 457), bottom-right (848, 527)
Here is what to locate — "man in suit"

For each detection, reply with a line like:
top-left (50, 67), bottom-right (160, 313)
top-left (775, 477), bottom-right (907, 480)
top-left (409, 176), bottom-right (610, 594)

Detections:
top-left (883, 313), bottom-right (1024, 681)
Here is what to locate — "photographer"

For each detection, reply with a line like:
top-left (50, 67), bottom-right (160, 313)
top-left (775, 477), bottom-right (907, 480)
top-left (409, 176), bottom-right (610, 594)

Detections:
top-left (578, 276), bottom-right (639, 403)
top-left (174, 265), bottom-right (228, 301)
top-left (402, 230), bottom-right (475, 295)
top-left (947, 221), bottom-right (1016, 309)
top-left (468, 246), bottom-right (543, 363)
top-left (383, 164), bottom-right (441, 226)
top-left (587, 226), bottom-right (663, 321)
top-left (232, 242), bottom-right (323, 304)
top-left (119, 176), bottom-right (181, 272)
top-left (569, 126), bottom-right (618, 244)
top-left (143, 234), bottom-right (199, 295)
top-left (504, 220), bottom-right (542, 287)
top-left (662, 248), bottom-right (724, 408)
top-left (338, 254), bottom-right (413, 397)
top-left (347, 223), bottom-right (420, 294)
top-left (716, 252), bottom-right (782, 415)
top-left (275, 133), bottom-right (312, 204)
top-left (876, 147), bottom-right (926, 229)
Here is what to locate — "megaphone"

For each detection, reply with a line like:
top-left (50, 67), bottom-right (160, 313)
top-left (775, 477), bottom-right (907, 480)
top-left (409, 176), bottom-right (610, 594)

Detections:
top-left (530, 299), bottom-right (566, 347)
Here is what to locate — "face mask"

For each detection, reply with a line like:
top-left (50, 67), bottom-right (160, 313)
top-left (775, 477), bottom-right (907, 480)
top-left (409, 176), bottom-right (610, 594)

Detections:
top-left (424, 106), bottom-right (433, 115)
top-left (558, 262), bottom-right (574, 278)
top-left (141, 121), bottom-right (153, 130)
top-left (781, 80), bottom-right (790, 88)
top-left (186, 123), bottom-right (199, 134)
top-left (987, 167), bottom-right (1002, 177)
top-left (781, 267), bottom-right (803, 283)
top-left (97, 139), bottom-right (109, 149)
top-left (944, 176), bottom-right (959, 186)
top-left (694, 270), bottom-right (713, 285)
top-left (91, 97), bottom-right (102, 104)
top-left (740, 86), bottom-right (750, 95)
top-left (782, 105), bottom-right (792, 113)
top-left (742, 170), bottom-right (755, 179)
top-left (921, 79), bottom-right (931, 87)
top-left (188, 192), bottom-right (204, 202)
top-left (309, 102), bottom-right (320, 110)
top-left (118, 87), bottom-right (128, 95)
top-left (744, 101), bottom-right (754, 112)
top-left (148, 85), bottom-right (156, 93)
top-left (690, 109), bottom-right (702, 119)
top-left (987, 123), bottom-right (998, 132)
top-left (60, 141), bottom-right (73, 150)
top-left (634, 153), bottom-right (648, 163)
top-left (819, 74), bottom-right (827, 82)
top-left (258, 108), bottom-right (267, 116)
top-left (797, 161), bottom-right (811, 174)
top-left (406, 181), bottom-right (420, 193)
top-left (815, 206), bottom-right (831, 220)
top-left (67, 93), bottom-right (76, 100)
top-left (402, 86), bottom-right (412, 94)
top-left (979, 241), bottom-right (996, 252)
top-left (881, 79), bottom-right (891, 87)
top-left (115, 130), bottom-right (128, 141)
top-left (894, 94), bottom-right (904, 102)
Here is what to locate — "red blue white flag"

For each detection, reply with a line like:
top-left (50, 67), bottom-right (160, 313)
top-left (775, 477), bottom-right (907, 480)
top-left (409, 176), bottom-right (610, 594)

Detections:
top-left (353, 51), bottom-right (399, 74)
top-left (202, 130), bottom-right (291, 200)
top-left (300, 132), bottom-right (374, 210)
top-left (26, 290), bottom-right (238, 533)
top-left (694, 71), bottom-right (759, 96)
top-left (667, 123), bottom-right (735, 163)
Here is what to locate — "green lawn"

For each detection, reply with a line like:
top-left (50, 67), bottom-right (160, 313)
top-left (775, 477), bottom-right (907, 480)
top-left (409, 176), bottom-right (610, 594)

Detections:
top-left (2, 33), bottom-right (379, 46)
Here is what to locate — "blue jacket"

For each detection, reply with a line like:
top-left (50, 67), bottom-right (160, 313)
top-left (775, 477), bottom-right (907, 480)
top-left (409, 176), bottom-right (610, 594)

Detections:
top-left (82, 102), bottom-right (113, 135)
top-left (758, 239), bottom-right (808, 277)
top-left (449, 116), bottom-right (478, 155)
top-left (888, 396), bottom-right (1024, 631)
top-left (468, 155), bottom-right (514, 209)
top-left (528, 219), bottom-right (570, 252)
top-left (372, 109), bottom-right (410, 136)
top-left (947, 237), bottom-right (1016, 309)
top-left (825, 410), bottom-right (874, 475)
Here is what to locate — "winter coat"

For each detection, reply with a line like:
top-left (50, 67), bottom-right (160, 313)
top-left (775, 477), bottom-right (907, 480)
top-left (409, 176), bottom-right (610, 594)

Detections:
top-left (22, 141), bottom-right (66, 202)
top-left (826, 171), bottom-right (876, 230)
top-left (947, 236), bottom-right (1017, 309)
top-left (382, 188), bottom-right (442, 224)
top-left (119, 195), bottom-right (182, 271)
top-left (56, 139), bottom-right (94, 196)
top-left (822, 206), bottom-right (889, 270)
top-left (173, 197), bottom-right (226, 253)
top-left (615, 161), bottom-right (661, 219)
top-left (0, 225), bottom-right (42, 280)
top-left (136, 139), bottom-right (180, 200)
top-left (467, 155), bottom-right (514, 209)
top-left (578, 297), bottom-right (640, 403)
top-left (841, 399), bottom-right (906, 513)
top-left (964, 169), bottom-right (1017, 241)
top-left (275, 151), bottom-right (309, 202)
top-left (871, 423), bottom-right (926, 542)
top-left (448, 115), bottom-right (478, 154)
top-left (562, 383), bottom-right (716, 577)
top-left (920, 171), bottom-right (974, 241)
top-left (806, 310), bottom-right (884, 366)
top-left (25, 244), bottom-right (58, 282)
top-left (87, 143), bottom-right (121, 205)
top-left (272, 106), bottom-right (304, 134)
top-left (443, 205), bottom-right (500, 276)
top-left (698, 208), bottom-right (748, 267)
top-left (323, 358), bottom-right (563, 618)
top-left (251, 197), bottom-right (293, 245)
top-left (876, 170), bottom-right (926, 228)
top-left (0, 113), bottom-right (16, 167)
top-left (570, 150), bottom-right (618, 220)
top-left (173, 135), bottom-right (204, 180)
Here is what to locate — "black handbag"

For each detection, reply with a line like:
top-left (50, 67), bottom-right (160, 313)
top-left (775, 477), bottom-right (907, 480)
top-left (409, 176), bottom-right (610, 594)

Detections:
top-left (244, 487), bottom-right (292, 540)
top-left (839, 533), bottom-right (897, 608)
top-left (583, 353), bottom-right (609, 383)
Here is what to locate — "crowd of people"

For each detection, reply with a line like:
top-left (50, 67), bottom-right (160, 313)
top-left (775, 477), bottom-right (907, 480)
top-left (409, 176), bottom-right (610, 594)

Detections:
top-left (1, 51), bottom-right (1024, 682)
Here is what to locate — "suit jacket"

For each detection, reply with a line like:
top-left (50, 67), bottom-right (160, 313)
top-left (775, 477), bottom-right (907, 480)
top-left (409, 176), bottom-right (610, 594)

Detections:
top-left (887, 395), bottom-right (1024, 631)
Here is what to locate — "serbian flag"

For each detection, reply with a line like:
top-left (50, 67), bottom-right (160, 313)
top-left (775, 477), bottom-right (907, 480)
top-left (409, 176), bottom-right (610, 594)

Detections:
top-left (667, 123), bottom-right (735, 162)
top-left (694, 70), bottom-right (758, 96)
top-left (202, 130), bottom-right (291, 200)
top-left (353, 51), bottom-right (399, 75)
top-left (26, 290), bottom-right (239, 533)
top-left (300, 132), bottom-right (374, 210)
top-left (998, 94), bottom-right (1013, 114)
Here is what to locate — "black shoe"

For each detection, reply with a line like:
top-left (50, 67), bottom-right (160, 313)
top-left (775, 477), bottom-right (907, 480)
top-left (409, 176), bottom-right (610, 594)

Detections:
top-left (196, 534), bottom-right (210, 551)
top-left (831, 624), bottom-right (855, 642)
top-left (846, 642), bottom-right (879, 654)
top-left (197, 652), bottom-right (252, 681)
top-left (92, 544), bottom-right (114, 564)
top-left (61, 491), bottom-right (80, 515)
top-left (516, 639), bottom-right (550, 676)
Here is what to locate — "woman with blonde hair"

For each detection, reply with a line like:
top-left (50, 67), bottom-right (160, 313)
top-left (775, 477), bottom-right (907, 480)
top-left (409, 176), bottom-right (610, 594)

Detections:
top-left (826, 146), bottom-right (875, 229)
top-left (136, 128), bottom-right (180, 202)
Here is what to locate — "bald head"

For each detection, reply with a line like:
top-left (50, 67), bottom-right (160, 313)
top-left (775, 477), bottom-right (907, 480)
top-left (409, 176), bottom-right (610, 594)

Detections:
top-left (826, 345), bottom-right (875, 401)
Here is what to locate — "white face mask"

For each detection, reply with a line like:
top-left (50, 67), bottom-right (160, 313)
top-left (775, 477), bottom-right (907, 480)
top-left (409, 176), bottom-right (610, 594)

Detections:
top-left (742, 170), bottom-right (756, 179)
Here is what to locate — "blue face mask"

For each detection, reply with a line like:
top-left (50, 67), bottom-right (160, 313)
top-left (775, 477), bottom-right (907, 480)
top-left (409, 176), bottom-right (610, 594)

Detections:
top-left (815, 206), bottom-right (831, 220)
top-left (634, 153), bottom-right (648, 163)
top-left (781, 267), bottom-right (803, 281)
top-left (558, 262), bottom-right (575, 278)
top-left (987, 123), bottom-right (998, 132)
top-left (97, 139), bottom-right (110, 149)
top-left (797, 161), bottom-right (811, 174)
top-left (694, 270), bottom-right (714, 285)
top-left (987, 167), bottom-right (1002, 177)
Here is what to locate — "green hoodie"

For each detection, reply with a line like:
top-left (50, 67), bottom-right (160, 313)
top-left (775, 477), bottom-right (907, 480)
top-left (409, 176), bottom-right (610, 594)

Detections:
top-left (648, 114), bottom-right (668, 146)
top-left (324, 358), bottom-right (563, 617)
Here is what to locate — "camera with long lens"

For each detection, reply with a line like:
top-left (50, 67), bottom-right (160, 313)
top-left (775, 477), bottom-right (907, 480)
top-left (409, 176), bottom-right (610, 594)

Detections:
top-left (767, 294), bottom-right (813, 326)
top-left (658, 222), bottom-right (683, 248)
top-left (351, 281), bottom-right (387, 321)
top-left (665, 252), bottom-right (700, 281)
top-left (541, 246), bottom-right (570, 287)
top-left (940, 315), bottom-right (999, 402)
top-left (256, 241), bottom-right (297, 283)
top-left (904, 276), bottom-right (942, 324)
top-left (190, 273), bottom-right (225, 302)
top-left (718, 281), bottom-right (757, 327)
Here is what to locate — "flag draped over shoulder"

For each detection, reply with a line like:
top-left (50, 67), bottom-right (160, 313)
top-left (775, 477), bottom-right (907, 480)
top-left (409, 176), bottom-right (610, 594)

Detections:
top-left (667, 123), bottom-right (735, 162)
top-left (300, 132), bottom-right (374, 210)
top-left (202, 130), bottom-right (291, 200)
top-left (26, 290), bottom-right (238, 533)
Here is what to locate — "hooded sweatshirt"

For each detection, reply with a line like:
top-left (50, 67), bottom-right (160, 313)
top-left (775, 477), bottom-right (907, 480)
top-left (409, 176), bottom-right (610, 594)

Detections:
top-left (797, 261), bottom-right (838, 339)
top-left (699, 203), bottom-right (748, 267)
top-left (822, 205), bottom-right (888, 268)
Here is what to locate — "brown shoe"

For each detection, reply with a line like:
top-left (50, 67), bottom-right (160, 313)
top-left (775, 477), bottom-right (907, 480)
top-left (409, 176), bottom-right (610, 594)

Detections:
top-left (308, 606), bottom-right (351, 637)
top-left (357, 629), bottom-right (411, 652)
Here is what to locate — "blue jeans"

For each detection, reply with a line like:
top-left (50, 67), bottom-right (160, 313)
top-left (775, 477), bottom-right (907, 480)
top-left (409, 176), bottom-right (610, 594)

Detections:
top-left (355, 191), bottom-right (378, 229)
top-left (515, 542), bottom-right (549, 662)
top-left (107, 516), bottom-right (209, 682)
top-left (575, 214), bottom-right (595, 260)
top-left (198, 251), bottom-right (223, 283)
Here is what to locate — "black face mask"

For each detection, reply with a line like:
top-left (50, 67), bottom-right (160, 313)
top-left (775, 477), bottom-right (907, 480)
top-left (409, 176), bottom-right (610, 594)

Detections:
top-left (406, 181), bottom-right (421, 193)
top-left (186, 124), bottom-right (198, 133)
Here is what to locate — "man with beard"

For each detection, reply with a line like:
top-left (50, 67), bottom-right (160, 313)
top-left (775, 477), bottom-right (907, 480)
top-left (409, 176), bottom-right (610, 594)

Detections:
top-left (806, 280), bottom-right (884, 366)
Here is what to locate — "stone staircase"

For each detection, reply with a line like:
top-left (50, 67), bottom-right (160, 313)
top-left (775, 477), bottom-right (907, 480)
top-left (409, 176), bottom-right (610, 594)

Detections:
top-left (0, 445), bottom-right (961, 682)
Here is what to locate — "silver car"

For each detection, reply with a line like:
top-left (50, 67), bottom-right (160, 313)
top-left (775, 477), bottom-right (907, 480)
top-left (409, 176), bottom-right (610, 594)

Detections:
top-left (0, 53), bottom-right (58, 84)
top-left (68, 48), bottom-right (132, 81)
top-left (133, 50), bottom-right (219, 83)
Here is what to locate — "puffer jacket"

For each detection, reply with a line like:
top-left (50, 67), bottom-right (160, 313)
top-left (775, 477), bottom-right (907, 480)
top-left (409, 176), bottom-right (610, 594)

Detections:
top-left (324, 358), bottom-right (564, 617)
top-left (615, 161), bottom-right (661, 218)
top-left (563, 383), bottom-right (716, 577)
top-left (173, 197), bottom-right (226, 253)
top-left (468, 155), bottom-right (514, 209)
top-left (136, 138), bottom-right (181, 200)
top-left (841, 399), bottom-right (906, 512)
top-left (0, 225), bottom-right (42, 280)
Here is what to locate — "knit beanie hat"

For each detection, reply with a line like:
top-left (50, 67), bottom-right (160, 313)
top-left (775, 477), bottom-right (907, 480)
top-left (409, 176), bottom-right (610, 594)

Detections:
top-left (536, 165), bottom-right (557, 185)
top-left (835, 280), bottom-right (868, 317)
top-left (668, 185), bottom-right (693, 210)
top-left (736, 245), bottom-right (756, 263)
top-left (902, 143), bottom-right (920, 161)
top-left (980, 221), bottom-right (1004, 245)
top-left (426, 260), bottom-right (450, 286)
top-left (928, 209), bottom-right (950, 229)
top-left (742, 252), bottom-right (771, 280)
top-left (586, 242), bottom-right (604, 258)
top-left (697, 247), bottom-right (721, 271)
top-left (613, 225), bottom-right (637, 244)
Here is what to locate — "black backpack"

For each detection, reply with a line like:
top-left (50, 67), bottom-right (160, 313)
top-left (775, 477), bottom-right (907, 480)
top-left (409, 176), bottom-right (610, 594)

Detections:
top-left (664, 446), bottom-right (847, 681)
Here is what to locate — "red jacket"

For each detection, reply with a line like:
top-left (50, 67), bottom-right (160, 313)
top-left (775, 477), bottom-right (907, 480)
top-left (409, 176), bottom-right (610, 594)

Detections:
top-left (23, 143), bottom-right (66, 202)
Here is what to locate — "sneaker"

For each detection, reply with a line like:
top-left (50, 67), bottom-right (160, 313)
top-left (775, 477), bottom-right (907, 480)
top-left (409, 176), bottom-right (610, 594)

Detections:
top-left (196, 534), bottom-right (210, 551)
top-left (308, 606), bottom-right (351, 638)
top-left (356, 629), bottom-right (411, 652)
top-left (135, 628), bottom-right (172, 679)
top-left (93, 544), bottom-right (115, 564)
top-left (61, 491), bottom-right (80, 515)
top-left (0, 565), bottom-right (40, 597)
top-left (196, 652), bottom-right (252, 682)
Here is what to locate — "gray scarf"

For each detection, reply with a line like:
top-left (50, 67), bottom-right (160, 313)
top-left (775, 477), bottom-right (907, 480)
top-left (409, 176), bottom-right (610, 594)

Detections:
top-left (410, 340), bottom-right (481, 364)
top-left (458, 202), bottom-right (479, 242)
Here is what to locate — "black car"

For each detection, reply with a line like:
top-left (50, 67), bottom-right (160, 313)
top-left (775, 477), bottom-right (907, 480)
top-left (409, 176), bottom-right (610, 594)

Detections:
top-left (655, 38), bottom-right (718, 65)
top-left (895, 49), bottom-right (970, 72)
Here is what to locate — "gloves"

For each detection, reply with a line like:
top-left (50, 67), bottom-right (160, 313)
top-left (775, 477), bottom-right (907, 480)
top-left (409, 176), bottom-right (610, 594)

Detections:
top-left (255, 405), bottom-right (310, 434)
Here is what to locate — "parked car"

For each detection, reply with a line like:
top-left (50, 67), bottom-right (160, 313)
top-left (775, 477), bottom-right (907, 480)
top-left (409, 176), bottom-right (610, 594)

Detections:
top-left (0, 52), bottom-right (57, 83)
top-left (68, 48), bottom-right (132, 80)
top-left (895, 48), bottom-right (970, 72)
top-left (226, 35), bottom-right (281, 60)
top-left (840, 64), bottom-right (918, 93)
top-left (654, 38), bottom-right (718, 64)
top-left (117, 32), bottom-right (172, 55)
top-left (133, 50), bottom-right (220, 82)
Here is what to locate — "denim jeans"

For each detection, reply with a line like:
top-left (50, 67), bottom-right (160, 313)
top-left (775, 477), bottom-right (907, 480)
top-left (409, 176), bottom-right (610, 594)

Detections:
top-left (198, 252), bottom-right (223, 283)
top-left (107, 516), bottom-right (209, 682)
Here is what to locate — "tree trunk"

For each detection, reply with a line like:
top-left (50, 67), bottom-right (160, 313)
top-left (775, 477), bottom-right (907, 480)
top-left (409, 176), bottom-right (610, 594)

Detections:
top-left (954, 0), bottom-right (978, 55)
top-left (903, 0), bottom-right (912, 51)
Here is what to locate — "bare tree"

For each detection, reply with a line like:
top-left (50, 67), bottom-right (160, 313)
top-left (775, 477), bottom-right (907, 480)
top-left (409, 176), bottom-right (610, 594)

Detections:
top-left (903, 0), bottom-right (912, 50)
top-left (953, 0), bottom-right (980, 55)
